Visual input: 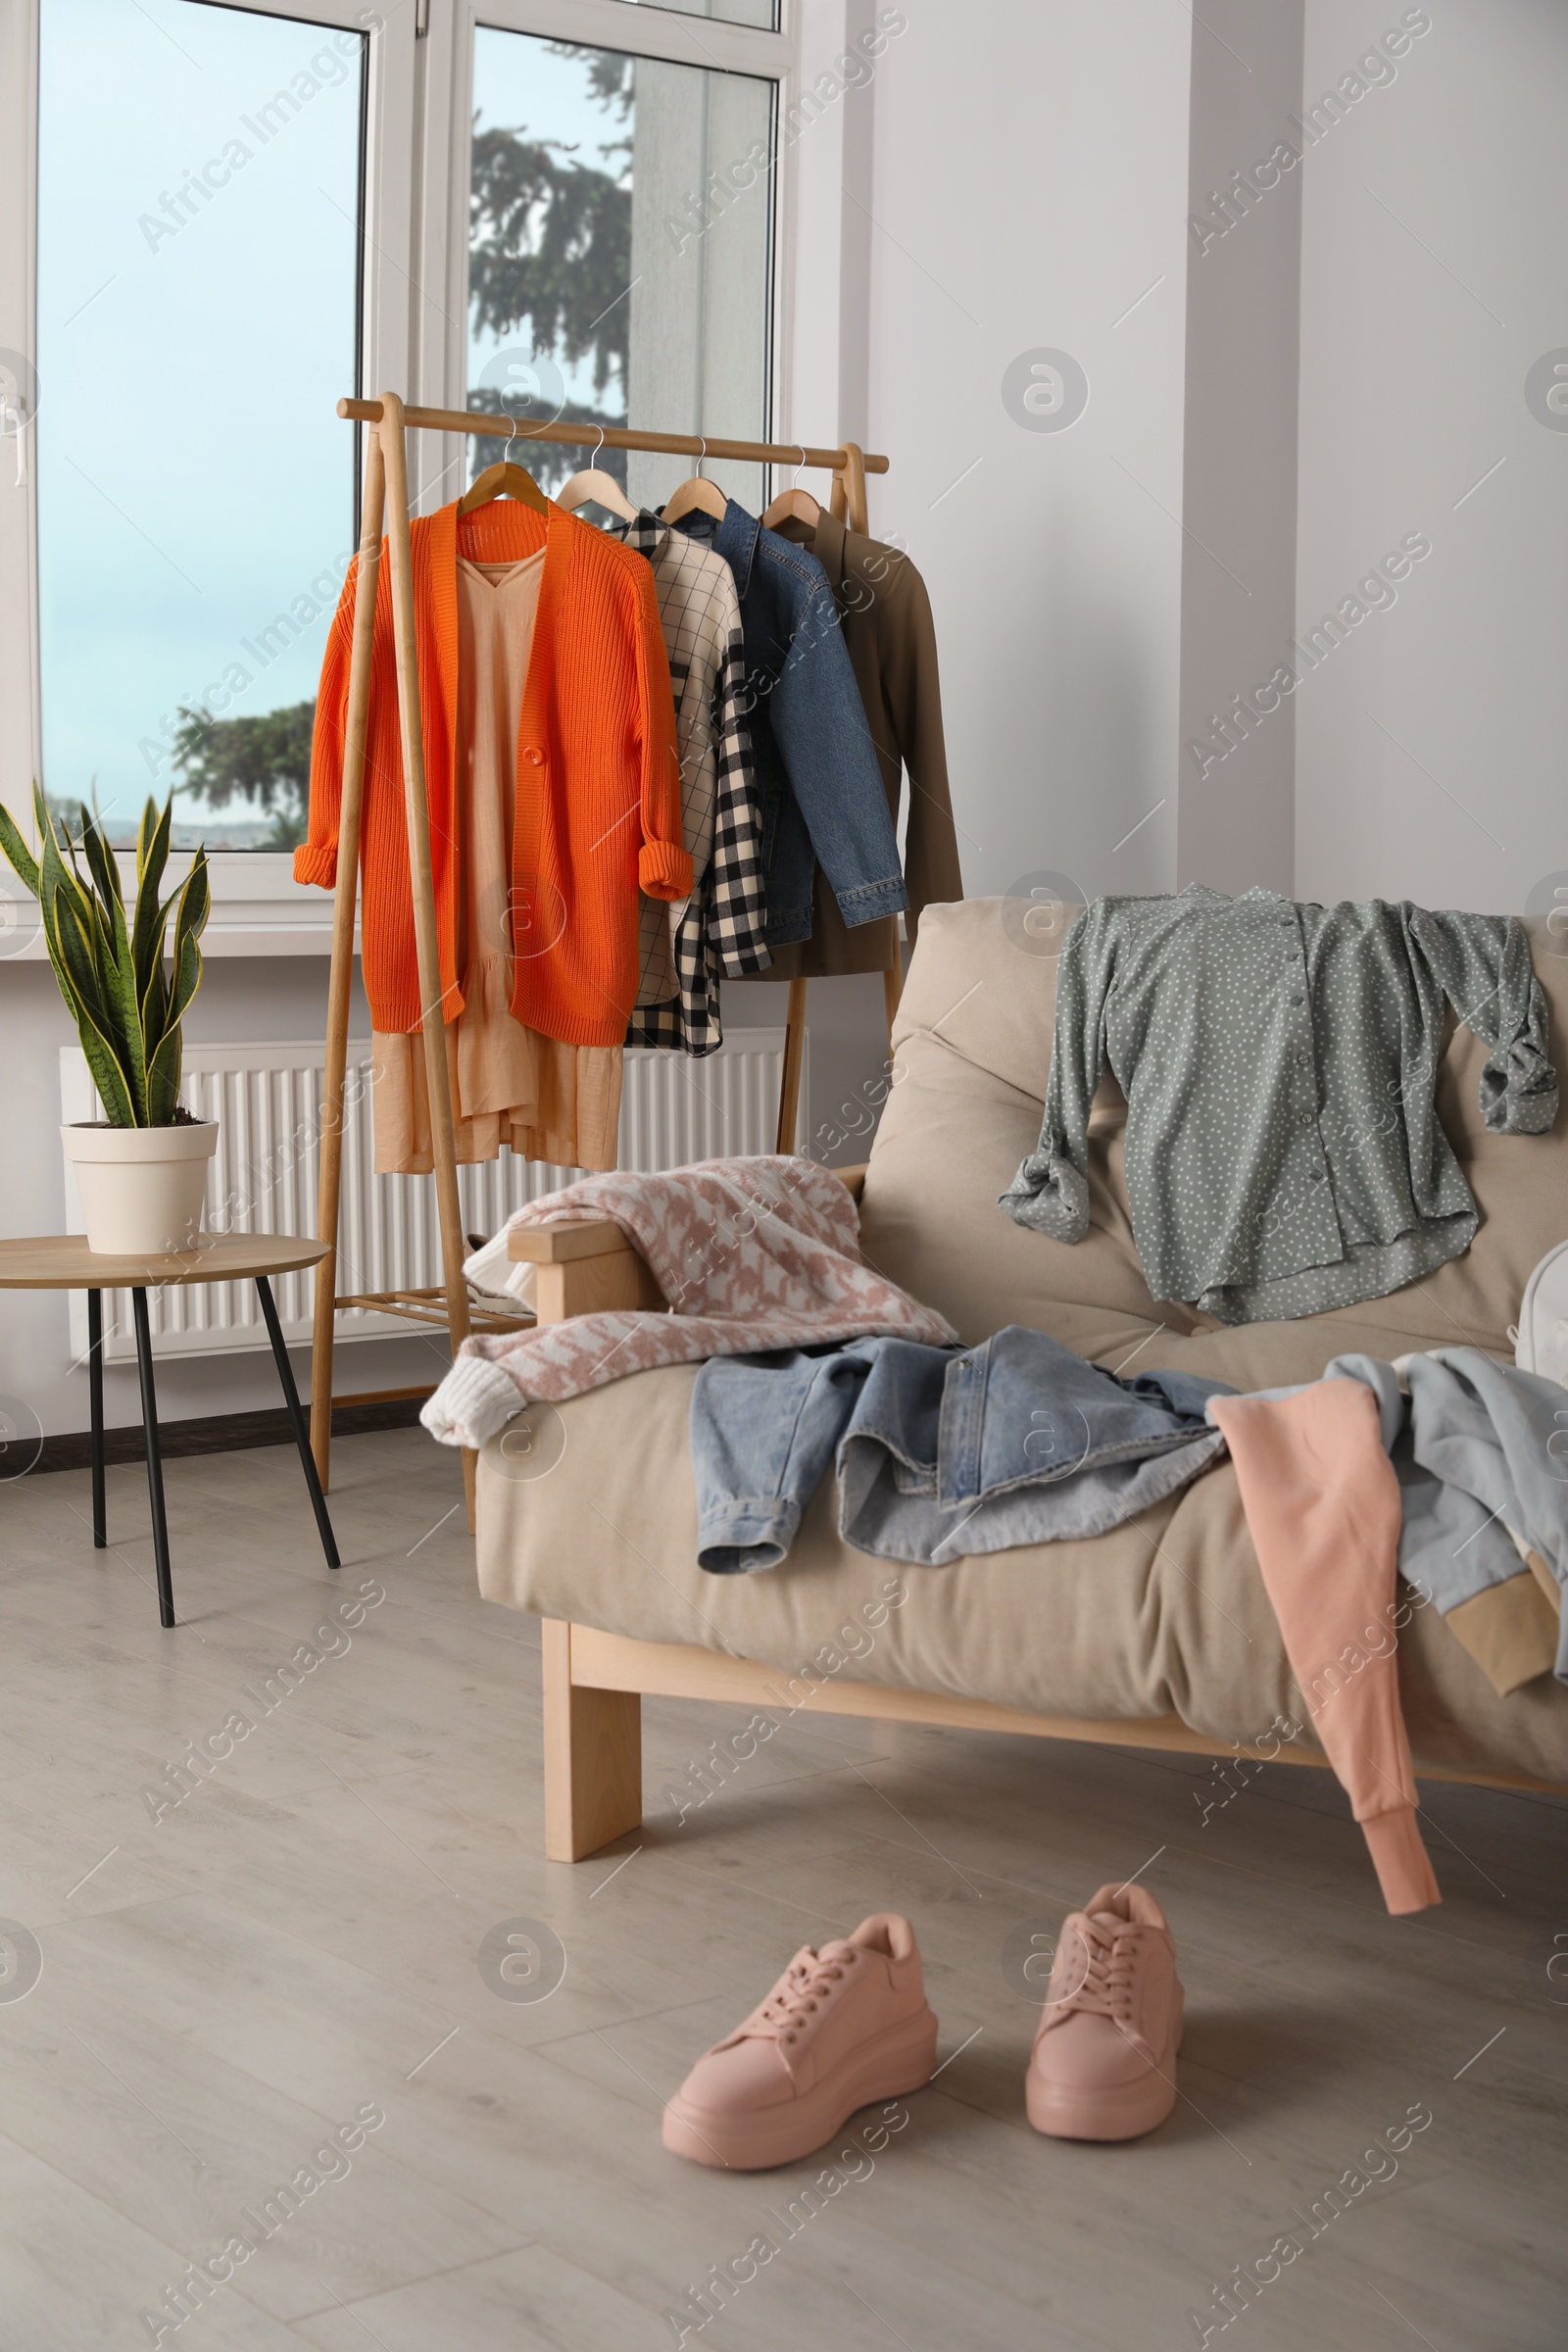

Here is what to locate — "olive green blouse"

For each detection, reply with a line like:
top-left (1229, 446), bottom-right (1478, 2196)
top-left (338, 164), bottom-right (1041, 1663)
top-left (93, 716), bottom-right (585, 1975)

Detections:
top-left (1000, 887), bottom-right (1557, 1325)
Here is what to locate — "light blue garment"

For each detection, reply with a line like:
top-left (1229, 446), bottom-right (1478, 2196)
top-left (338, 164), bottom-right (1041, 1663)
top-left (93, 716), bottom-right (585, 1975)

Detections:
top-left (1396, 1350), bottom-right (1568, 1679)
top-left (1206, 1348), bottom-right (1568, 1681)
top-left (691, 1343), bottom-right (890, 1574)
top-left (1321, 1354), bottom-right (1526, 1619)
top-left (691, 1328), bottom-right (1232, 1574)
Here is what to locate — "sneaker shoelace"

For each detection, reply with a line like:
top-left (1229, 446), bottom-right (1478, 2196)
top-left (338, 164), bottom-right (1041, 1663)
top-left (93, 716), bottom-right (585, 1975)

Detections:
top-left (746, 1943), bottom-right (858, 2047)
top-left (1054, 1913), bottom-right (1152, 2052)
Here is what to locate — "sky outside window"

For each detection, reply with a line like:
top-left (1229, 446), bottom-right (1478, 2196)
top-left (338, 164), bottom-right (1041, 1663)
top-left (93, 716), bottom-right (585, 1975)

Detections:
top-left (468, 29), bottom-right (772, 514)
top-left (35, 0), bottom-right (363, 850)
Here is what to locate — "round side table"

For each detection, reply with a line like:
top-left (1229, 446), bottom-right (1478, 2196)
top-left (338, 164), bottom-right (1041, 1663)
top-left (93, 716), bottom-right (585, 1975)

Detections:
top-left (0, 1234), bottom-right (339, 1628)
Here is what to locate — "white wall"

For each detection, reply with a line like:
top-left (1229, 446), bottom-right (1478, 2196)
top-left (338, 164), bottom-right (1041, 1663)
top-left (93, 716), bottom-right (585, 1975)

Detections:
top-left (858, 0), bottom-right (1565, 924)
top-left (1294, 0), bottom-right (1568, 911)
top-left (1177, 0), bottom-right (1304, 895)
top-left (863, 0), bottom-right (1194, 909)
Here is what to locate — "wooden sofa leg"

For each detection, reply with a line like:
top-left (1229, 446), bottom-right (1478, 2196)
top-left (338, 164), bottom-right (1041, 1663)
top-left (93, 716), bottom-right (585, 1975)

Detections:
top-left (542, 1619), bottom-right (643, 1861)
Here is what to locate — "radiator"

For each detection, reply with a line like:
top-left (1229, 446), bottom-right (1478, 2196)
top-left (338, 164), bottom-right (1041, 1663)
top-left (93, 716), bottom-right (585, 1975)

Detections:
top-left (60, 1029), bottom-right (803, 1364)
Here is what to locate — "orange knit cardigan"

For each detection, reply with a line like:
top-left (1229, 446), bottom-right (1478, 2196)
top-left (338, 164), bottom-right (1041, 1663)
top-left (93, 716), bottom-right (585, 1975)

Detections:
top-left (295, 496), bottom-right (690, 1046)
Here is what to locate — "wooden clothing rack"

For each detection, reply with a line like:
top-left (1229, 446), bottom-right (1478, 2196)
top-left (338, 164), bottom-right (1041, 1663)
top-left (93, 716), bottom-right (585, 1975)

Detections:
top-left (310, 391), bottom-right (899, 1514)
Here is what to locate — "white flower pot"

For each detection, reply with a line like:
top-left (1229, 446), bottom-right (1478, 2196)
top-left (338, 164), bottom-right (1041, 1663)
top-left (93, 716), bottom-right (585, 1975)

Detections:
top-left (63, 1121), bottom-right (218, 1255)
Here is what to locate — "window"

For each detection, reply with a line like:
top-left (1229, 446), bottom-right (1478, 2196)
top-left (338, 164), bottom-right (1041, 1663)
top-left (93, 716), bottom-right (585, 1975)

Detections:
top-left (4, 0), bottom-right (791, 879)
top-left (605, 0), bottom-right (774, 27)
top-left (35, 0), bottom-right (367, 852)
top-left (467, 27), bottom-right (774, 514)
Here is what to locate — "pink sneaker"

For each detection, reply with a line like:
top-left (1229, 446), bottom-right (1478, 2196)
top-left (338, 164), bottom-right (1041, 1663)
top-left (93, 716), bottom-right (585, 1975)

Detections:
top-left (1025, 1882), bottom-right (1183, 2141)
top-left (662, 1913), bottom-right (938, 2169)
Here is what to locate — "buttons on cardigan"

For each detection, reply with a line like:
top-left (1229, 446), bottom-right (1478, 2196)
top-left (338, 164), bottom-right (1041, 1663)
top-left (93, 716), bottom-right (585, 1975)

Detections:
top-left (522, 745), bottom-right (545, 765)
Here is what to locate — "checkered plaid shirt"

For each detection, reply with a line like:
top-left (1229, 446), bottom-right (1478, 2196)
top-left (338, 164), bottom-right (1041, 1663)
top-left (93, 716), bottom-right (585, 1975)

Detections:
top-left (615, 511), bottom-right (771, 1055)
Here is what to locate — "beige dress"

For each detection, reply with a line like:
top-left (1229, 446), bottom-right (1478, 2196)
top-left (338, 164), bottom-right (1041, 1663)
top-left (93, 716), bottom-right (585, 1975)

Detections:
top-left (371, 554), bottom-right (623, 1176)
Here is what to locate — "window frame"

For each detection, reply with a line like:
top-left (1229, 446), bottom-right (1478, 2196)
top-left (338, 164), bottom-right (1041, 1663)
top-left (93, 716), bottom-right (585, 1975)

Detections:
top-left (415, 0), bottom-right (793, 517)
top-left (0, 0), bottom-right (806, 949)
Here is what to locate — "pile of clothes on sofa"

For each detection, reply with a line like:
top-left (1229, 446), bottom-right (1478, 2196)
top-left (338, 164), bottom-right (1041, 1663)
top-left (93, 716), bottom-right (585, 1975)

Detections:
top-left (427, 888), bottom-right (1568, 1914)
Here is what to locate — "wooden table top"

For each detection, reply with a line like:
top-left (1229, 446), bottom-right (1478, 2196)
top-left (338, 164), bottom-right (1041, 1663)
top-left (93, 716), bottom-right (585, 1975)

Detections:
top-left (0, 1234), bottom-right (329, 1289)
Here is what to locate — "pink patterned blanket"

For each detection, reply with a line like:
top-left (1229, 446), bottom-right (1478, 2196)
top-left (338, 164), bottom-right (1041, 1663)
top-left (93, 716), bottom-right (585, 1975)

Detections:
top-left (421, 1155), bottom-right (956, 1449)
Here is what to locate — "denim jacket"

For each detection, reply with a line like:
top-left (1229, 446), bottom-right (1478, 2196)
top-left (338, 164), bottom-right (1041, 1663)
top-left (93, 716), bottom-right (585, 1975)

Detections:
top-left (675, 500), bottom-right (908, 947)
top-left (691, 1328), bottom-right (1232, 1572)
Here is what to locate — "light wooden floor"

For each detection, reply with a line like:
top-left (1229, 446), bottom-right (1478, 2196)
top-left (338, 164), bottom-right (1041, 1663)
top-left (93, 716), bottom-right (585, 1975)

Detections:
top-left (0, 1428), bottom-right (1563, 2351)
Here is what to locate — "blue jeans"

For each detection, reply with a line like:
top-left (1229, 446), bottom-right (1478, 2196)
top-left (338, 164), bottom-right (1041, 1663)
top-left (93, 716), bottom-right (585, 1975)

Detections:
top-left (691, 1329), bottom-right (1233, 1573)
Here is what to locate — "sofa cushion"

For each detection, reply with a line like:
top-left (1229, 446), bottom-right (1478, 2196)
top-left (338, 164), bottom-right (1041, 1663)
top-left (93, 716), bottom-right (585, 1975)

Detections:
top-left (476, 1365), bottom-right (1568, 1788)
top-left (869, 898), bottom-right (1568, 1363)
top-left (855, 1026), bottom-right (1175, 1358)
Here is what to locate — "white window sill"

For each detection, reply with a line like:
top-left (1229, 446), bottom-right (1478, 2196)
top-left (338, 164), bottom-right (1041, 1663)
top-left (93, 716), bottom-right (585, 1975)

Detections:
top-left (4, 854), bottom-right (343, 961)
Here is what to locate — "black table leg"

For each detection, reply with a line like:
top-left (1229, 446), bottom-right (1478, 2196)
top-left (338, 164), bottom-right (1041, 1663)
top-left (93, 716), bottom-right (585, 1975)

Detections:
top-left (256, 1276), bottom-right (340, 1570)
top-left (87, 1288), bottom-right (106, 1549)
top-left (131, 1288), bottom-right (175, 1630)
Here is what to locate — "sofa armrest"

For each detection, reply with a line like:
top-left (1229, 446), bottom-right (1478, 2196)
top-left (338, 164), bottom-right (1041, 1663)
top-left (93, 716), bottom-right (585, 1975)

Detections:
top-left (507, 1222), bottom-right (638, 1267)
top-left (510, 1162), bottom-right (867, 1323)
top-left (509, 1218), bottom-right (665, 1324)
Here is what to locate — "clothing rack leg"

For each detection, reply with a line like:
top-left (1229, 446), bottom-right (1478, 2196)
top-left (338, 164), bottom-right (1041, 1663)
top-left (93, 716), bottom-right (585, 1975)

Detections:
top-left (840, 441), bottom-right (870, 535)
top-left (777, 444), bottom-right (885, 1153)
top-left (883, 956), bottom-right (903, 1043)
top-left (775, 976), bottom-right (808, 1154)
top-left (376, 392), bottom-right (478, 1530)
top-left (311, 425), bottom-right (386, 1492)
top-left (837, 443), bottom-right (903, 1059)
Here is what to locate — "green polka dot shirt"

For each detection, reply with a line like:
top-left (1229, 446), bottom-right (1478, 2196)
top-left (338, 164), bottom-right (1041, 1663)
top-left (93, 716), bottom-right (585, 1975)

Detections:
top-left (1000, 886), bottom-right (1557, 1325)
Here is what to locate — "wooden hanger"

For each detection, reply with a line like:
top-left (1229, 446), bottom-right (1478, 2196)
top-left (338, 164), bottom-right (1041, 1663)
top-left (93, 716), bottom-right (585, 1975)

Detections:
top-left (557, 426), bottom-right (638, 524)
top-left (761, 445), bottom-right (822, 533)
top-left (662, 436), bottom-right (728, 524)
top-left (458, 413), bottom-right (550, 518)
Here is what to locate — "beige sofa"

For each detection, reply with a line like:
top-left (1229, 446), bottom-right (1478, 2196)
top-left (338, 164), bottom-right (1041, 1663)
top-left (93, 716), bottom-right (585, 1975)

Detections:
top-left (476, 898), bottom-right (1568, 1859)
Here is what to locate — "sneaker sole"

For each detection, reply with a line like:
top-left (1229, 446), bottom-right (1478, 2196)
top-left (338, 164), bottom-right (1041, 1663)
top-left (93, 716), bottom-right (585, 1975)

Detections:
top-left (1025, 1994), bottom-right (1184, 2143)
top-left (662, 2008), bottom-right (939, 2170)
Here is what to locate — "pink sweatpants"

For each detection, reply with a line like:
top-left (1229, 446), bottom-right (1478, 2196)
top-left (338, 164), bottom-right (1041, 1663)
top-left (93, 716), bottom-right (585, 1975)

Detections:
top-left (1209, 1380), bottom-right (1441, 1916)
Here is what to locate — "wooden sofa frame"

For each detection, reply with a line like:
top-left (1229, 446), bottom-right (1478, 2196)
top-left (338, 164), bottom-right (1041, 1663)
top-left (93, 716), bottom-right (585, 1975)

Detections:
top-left (514, 1169), bottom-right (1559, 1861)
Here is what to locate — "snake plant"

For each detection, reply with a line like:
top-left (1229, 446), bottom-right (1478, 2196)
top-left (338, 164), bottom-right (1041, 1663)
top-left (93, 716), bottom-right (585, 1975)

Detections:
top-left (0, 785), bottom-right (209, 1127)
